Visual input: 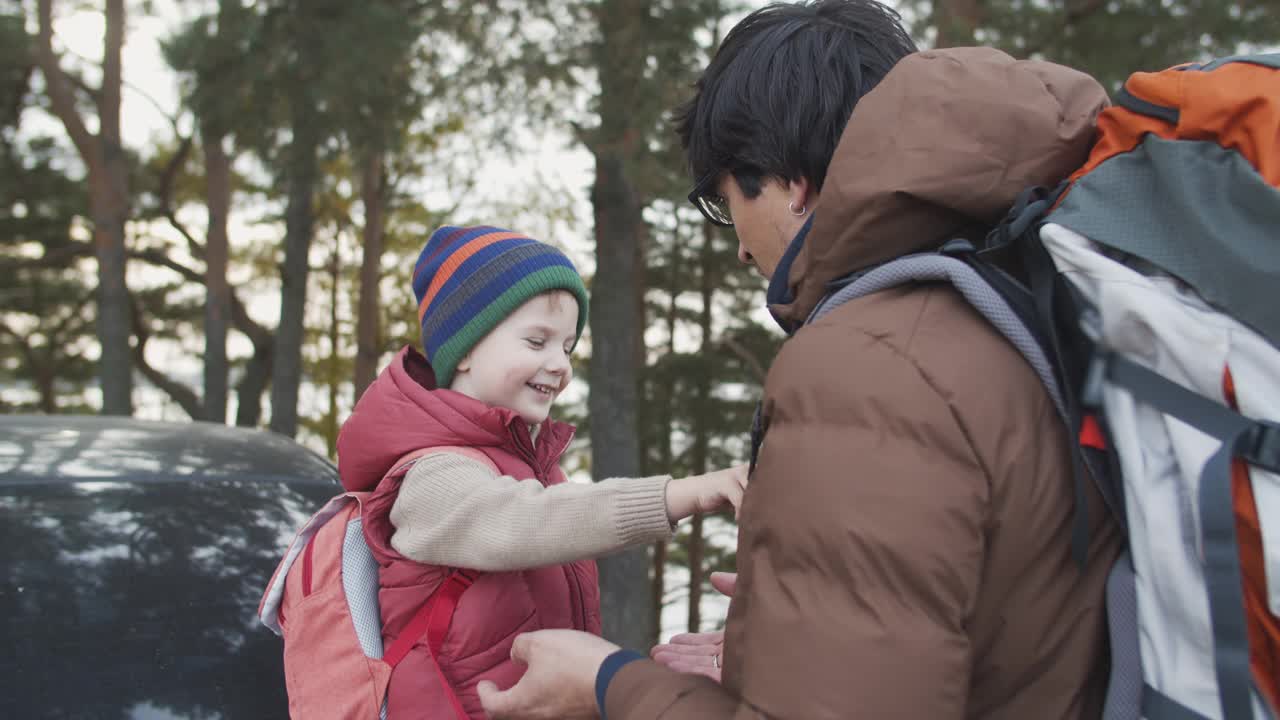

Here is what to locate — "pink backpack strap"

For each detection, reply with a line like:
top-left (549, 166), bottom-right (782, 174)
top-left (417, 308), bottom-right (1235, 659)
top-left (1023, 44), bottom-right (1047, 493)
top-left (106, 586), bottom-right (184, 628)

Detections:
top-left (381, 567), bottom-right (479, 720)
top-left (383, 568), bottom-right (480, 668)
top-left (379, 446), bottom-right (497, 720)
top-left (386, 445), bottom-right (501, 479)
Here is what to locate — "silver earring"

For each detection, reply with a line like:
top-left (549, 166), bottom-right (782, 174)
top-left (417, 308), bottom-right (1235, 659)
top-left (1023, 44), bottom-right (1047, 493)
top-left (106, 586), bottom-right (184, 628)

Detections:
top-left (789, 201), bottom-right (806, 216)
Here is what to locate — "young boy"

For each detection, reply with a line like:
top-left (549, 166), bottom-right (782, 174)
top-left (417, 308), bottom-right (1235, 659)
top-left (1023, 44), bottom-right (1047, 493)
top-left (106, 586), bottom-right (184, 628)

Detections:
top-left (335, 225), bottom-right (746, 719)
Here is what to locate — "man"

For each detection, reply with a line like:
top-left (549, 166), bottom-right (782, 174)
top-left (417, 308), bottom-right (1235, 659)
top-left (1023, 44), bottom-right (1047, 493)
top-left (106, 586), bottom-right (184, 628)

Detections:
top-left (480, 1), bottom-right (1121, 718)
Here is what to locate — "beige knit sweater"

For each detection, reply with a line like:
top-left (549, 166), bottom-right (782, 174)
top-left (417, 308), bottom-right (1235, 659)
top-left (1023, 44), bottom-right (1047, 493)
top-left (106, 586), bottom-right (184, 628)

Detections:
top-left (388, 452), bottom-right (674, 571)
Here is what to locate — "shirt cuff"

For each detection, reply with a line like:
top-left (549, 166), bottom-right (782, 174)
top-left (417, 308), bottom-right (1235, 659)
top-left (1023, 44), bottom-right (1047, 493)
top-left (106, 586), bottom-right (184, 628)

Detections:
top-left (595, 649), bottom-right (646, 719)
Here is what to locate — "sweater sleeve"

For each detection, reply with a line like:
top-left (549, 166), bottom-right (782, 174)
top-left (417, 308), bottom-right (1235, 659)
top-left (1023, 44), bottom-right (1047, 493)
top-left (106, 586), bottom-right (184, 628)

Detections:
top-left (388, 452), bottom-right (674, 571)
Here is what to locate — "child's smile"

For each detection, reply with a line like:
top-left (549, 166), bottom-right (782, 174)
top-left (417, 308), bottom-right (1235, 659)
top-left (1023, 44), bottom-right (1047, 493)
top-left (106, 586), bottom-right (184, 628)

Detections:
top-left (450, 291), bottom-right (579, 425)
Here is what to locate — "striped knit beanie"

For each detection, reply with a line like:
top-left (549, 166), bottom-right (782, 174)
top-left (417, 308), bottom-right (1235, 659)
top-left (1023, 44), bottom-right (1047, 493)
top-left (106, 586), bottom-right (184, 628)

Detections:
top-left (413, 225), bottom-right (589, 386)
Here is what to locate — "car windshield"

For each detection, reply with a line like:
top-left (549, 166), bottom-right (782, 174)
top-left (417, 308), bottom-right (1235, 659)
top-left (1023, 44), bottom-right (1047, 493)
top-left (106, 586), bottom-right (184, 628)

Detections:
top-left (0, 475), bottom-right (332, 719)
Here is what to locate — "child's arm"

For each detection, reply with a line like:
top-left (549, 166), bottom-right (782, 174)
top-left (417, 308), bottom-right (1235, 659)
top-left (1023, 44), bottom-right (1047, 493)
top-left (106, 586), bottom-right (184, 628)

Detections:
top-left (389, 453), bottom-right (747, 571)
top-left (389, 452), bottom-right (672, 571)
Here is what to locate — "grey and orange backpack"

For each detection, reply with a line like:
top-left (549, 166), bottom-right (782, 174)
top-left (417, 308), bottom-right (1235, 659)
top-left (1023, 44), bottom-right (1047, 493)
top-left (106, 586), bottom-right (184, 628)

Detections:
top-left (801, 54), bottom-right (1279, 719)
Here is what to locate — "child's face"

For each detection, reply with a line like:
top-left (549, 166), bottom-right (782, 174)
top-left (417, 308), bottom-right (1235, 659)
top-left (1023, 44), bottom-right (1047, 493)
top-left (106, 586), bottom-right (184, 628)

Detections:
top-left (449, 291), bottom-right (579, 425)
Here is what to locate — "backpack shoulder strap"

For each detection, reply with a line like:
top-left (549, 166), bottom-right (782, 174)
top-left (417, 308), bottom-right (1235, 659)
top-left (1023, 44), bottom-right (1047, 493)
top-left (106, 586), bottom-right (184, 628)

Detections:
top-left (367, 446), bottom-right (492, 664)
top-left (810, 252), bottom-right (1068, 423)
top-left (808, 249), bottom-right (1109, 567)
top-left (382, 568), bottom-right (480, 668)
top-left (386, 445), bottom-right (501, 481)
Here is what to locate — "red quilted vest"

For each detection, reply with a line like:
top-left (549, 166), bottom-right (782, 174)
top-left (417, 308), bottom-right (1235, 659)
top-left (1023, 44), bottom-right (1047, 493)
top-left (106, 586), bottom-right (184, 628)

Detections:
top-left (336, 347), bottom-right (602, 719)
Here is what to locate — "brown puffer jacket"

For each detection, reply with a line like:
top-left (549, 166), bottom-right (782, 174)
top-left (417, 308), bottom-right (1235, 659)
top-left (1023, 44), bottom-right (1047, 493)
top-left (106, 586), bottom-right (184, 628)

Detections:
top-left (607, 48), bottom-right (1123, 720)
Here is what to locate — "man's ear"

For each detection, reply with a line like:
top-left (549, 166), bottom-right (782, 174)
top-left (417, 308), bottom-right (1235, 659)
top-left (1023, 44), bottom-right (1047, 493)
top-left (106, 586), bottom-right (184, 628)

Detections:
top-left (456, 353), bottom-right (471, 374)
top-left (787, 176), bottom-right (815, 214)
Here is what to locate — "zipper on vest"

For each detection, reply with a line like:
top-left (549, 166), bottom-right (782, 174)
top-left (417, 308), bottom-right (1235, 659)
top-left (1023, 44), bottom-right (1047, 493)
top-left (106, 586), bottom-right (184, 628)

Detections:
top-left (509, 425), bottom-right (544, 481)
top-left (510, 423), bottom-right (593, 629)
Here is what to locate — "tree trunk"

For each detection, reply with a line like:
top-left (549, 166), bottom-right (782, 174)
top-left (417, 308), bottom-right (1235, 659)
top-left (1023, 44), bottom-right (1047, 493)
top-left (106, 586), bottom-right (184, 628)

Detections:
top-left (90, 174), bottom-right (132, 416)
top-left (353, 151), bottom-right (387, 401)
top-left (236, 345), bottom-right (273, 427)
top-left (932, 0), bottom-right (982, 48)
top-left (202, 126), bottom-right (232, 423)
top-left (327, 249), bottom-right (341, 458)
top-left (36, 363), bottom-right (56, 414)
top-left (217, 272), bottom-right (275, 427)
top-left (633, 220), bottom-right (650, 470)
top-left (589, 147), bottom-right (652, 649)
top-left (651, 224), bottom-right (682, 642)
top-left (20, 338), bottom-right (56, 414)
top-left (35, 0), bottom-right (133, 415)
top-left (587, 0), bottom-right (654, 650)
top-left (96, 0), bottom-right (131, 416)
top-left (687, 222), bottom-right (715, 633)
top-left (651, 539), bottom-right (667, 641)
top-left (268, 97), bottom-right (319, 438)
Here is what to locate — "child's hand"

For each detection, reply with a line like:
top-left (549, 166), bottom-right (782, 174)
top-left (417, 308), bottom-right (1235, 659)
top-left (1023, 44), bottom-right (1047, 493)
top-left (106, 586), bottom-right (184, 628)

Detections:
top-left (665, 464), bottom-right (749, 522)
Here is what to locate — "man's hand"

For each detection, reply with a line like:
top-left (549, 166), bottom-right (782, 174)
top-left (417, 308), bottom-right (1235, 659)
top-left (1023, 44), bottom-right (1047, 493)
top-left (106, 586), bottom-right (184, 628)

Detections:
top-left (650, 571), bottom-right (737, 683)
top-left (478, 630), bottom-right (620, 720)
top-left (666, 464), bottom-right (749, 522)
top-left (650, 631), bottom-right (724, 682)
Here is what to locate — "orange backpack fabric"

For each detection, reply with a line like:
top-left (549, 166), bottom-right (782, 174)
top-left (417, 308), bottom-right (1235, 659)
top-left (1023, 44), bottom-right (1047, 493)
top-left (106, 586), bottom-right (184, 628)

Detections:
top-left (1068, 59), bottom-right (1280, 186)
top-left (1227, 369), bottom-right (1279, 711)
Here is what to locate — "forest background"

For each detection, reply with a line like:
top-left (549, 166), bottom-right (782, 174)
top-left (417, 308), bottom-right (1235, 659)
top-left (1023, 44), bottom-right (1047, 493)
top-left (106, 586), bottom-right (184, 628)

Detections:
top-left (3, 0), bottom-right (1276, 650)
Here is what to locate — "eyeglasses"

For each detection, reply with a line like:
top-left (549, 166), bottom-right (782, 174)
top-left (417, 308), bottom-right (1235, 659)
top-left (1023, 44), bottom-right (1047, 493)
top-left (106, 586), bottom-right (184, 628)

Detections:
top-left (687, 170), bottom-right (733, 227)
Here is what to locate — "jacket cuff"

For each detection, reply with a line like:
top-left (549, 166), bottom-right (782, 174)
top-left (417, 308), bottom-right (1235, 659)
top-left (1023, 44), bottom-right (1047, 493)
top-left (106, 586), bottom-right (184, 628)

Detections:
top-left (596, 649), bottom-right (645, 719)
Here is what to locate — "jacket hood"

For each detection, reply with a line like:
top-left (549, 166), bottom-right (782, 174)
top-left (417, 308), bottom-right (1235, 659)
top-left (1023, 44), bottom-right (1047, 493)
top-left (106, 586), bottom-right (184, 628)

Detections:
top-left (770, 47), bottom-right (1108, 325)
top-left (335, 346), bottom-right (573, 491)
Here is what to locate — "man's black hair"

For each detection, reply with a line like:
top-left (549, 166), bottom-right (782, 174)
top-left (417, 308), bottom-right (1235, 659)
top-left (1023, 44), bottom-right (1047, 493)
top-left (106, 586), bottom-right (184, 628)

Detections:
top-left (675, 0), bottom-right (917, 198)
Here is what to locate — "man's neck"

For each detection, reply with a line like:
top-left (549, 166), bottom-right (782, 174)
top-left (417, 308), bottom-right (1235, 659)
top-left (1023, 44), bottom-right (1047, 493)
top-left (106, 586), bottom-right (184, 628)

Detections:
top-left (765, 214), bottom-right (816, 334)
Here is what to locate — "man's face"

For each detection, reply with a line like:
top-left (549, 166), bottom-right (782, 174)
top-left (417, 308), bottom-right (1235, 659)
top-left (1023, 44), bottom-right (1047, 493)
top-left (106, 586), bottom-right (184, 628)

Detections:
top-left (718, 174), bottom-right (809, 281)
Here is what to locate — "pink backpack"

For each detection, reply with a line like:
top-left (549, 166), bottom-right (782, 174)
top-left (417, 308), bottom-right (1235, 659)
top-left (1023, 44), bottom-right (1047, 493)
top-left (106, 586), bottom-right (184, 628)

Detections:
top-left (258, 447), bottom-right (497, 719)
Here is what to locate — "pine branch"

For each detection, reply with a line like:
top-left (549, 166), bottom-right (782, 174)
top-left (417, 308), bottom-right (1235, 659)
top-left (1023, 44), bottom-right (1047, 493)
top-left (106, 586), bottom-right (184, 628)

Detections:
top-left (0, 242), bottom-right (86, 270)
top-left (48, 288), bottom-right (95, 337)
top-left (11, 238), bottom-right (273, 353)
top-left (129, 290), bottom-right (203, 419)
top-left (1021, 0), bottom-right (1108, 58)
top-left (34, 0), bottom-right (98, 166)
top-left (713, 334), bottom-right (766, 382)
top-left (156, 134), bottom-right (208, 261)
top-left (129, 245), bottom-right (271, 346)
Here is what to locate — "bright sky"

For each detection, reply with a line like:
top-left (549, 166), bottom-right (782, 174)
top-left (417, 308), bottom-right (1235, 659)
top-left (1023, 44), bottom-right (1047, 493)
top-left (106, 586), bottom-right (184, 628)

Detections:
top-left (39, 1), bottom-right (781, 254)
top-left (40, 0), bottom-right (611, 259)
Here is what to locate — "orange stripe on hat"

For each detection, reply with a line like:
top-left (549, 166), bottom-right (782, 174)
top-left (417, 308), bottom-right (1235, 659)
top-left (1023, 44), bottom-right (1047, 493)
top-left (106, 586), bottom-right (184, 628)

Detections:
top-left (417, 231), bottom-right (526, 322)
top-left (413, 226), bottom-right (473, 279)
